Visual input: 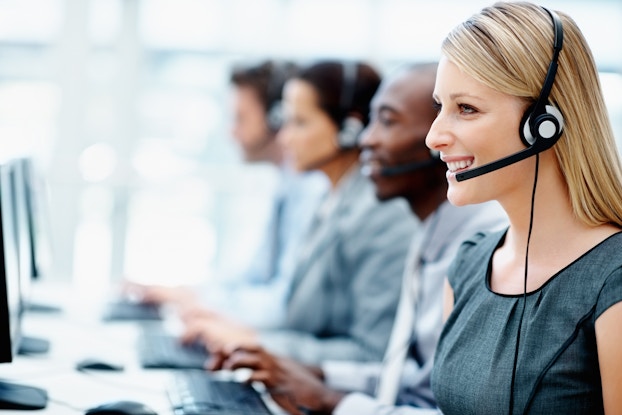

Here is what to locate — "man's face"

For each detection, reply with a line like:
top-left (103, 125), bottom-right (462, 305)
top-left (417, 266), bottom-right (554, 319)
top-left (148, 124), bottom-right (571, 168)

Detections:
top-left (359, 69), bottom-right (438, 201)
top-left (230, 85), bottom-right (273, 162)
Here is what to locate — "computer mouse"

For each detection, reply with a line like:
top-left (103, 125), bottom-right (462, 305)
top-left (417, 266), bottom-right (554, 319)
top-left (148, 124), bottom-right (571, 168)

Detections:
top-left (76, 358), bottom-right (125, 372)
top-left (84, 400), bottom-right (158, 415)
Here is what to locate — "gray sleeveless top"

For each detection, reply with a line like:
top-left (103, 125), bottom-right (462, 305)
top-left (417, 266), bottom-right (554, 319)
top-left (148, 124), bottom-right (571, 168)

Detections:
top-left (432, 230), bottom-right (622, 414)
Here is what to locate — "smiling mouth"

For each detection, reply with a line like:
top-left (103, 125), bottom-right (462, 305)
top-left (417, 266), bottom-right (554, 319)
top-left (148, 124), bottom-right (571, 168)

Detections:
top-left (446, 160), bottom-right (473, 172)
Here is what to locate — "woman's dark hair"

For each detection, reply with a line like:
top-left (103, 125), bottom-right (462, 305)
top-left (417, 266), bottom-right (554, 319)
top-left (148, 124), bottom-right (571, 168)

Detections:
top-left (296, 60), bottom-right (381, 127)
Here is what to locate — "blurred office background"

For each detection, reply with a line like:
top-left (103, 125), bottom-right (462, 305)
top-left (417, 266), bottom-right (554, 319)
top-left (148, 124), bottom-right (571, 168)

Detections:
top-left (0, 0), bottom-right (620, 291)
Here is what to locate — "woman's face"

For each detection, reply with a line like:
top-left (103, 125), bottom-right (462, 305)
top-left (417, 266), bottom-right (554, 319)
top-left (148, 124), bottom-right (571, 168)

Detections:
top-left (426, 56), bottom-right (529, 206)
top-left (277, 79), bottom-right (339, 172)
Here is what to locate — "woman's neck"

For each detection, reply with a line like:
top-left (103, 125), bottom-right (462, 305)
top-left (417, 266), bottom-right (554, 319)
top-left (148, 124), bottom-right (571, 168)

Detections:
top-left (320, 150), bottom-right (360, 189)
top-left (493, 157), bottom-right (619, 293)
top-left (260, 138), bottom-right (283, 166)
top-left (501, 158), bottom-right (580, 253)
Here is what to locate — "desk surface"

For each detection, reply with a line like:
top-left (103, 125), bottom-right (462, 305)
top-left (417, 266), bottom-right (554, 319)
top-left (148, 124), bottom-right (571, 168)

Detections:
top-left (0, 281), bottom-right (285, 415)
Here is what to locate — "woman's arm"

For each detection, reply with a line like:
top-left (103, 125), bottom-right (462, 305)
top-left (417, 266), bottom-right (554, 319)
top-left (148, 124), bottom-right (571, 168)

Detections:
top-left (596, 301), bottom-right (622, 414)
top-left (442, 279), bottom-right (454, 322)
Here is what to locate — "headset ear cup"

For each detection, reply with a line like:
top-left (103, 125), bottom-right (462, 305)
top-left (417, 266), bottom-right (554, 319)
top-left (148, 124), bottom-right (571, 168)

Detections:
top-left (539, 105), bottom-right (564, 141)
top-left (267, 101), bottom-right (283, 132)
top-left (337, 116), bottom-right (364, 149)
top-left (520, 104), bottom-right (537, 146)
top-left (520, 104), bottom-right (564, 147)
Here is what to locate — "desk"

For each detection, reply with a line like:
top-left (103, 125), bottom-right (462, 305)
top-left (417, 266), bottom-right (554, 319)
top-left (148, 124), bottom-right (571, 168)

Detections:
top-left (0, 281), bottom-right (285, 415)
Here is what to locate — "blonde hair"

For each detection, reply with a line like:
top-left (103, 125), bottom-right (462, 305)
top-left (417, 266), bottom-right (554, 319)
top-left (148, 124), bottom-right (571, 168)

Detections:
top-left (442, 1), bottom-right (622, 227)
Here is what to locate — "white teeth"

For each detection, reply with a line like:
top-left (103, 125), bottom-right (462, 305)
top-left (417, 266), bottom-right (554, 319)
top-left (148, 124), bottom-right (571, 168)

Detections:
top-left (446, 160), bottom-right (473, 172)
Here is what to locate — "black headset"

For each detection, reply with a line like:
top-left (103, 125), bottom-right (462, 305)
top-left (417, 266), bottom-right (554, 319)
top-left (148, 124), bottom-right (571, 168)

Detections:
top-left (509, 7), bottom-right (564, 415)
top-left (455, 7), bottom-right (565, 182)
top-left (336, 62), bottom-right (365, 150)
top-left (265, 62), bottom-right (292, 132)
top-left (519, 8), bottom-right (565, 148)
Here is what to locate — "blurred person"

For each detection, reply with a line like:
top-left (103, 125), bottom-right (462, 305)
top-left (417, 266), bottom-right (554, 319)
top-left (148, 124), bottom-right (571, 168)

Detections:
top-left (181, 60), bottom-right (418, 364)
top-left (206, 62), bottom-right (507, 414)
top-left (125, 60), bottom-right (328, 329)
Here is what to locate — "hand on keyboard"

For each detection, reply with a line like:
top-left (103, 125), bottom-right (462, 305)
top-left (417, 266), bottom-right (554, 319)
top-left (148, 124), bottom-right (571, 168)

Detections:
top-left (207, 344), bottom-right (345, 415)
top-left (122, 280), bottom-right (199, 307)
top-left (180, 312), bottom-right (260, 352)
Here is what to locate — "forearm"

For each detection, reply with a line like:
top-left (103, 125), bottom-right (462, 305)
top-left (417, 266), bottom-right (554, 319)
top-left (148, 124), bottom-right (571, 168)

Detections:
top-left (258, 330), bottom-right (378, 365)
top-left (199, 280), bottom-right (289, 329)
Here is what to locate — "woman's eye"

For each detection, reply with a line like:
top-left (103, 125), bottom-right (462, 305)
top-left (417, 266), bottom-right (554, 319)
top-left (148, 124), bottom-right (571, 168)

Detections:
top-left (432, 102), bottom-right (442, 114)
top-left (459, 104), bottom-right (476, 114)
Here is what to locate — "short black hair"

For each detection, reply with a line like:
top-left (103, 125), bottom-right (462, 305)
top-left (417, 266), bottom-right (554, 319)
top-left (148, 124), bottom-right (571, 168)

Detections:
top-left (230, 60), bottom-right (298, 112)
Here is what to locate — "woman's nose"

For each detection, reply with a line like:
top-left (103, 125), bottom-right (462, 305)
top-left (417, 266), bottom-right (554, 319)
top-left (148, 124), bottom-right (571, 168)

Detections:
top-left (425, 116), bottom-right (447, 153)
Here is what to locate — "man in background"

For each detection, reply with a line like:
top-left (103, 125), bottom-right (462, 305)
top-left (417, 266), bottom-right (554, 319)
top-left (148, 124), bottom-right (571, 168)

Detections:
top-left (127, 60), bottom-right (327, 329)
top-left (207, 62), bottom-right (508, 414)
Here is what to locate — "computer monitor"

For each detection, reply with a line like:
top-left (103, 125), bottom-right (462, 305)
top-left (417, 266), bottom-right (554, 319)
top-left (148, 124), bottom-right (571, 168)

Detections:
top-left (13, 157), bottom-right (60, 314)
top-left (19, 157), bottom-right (50, 282)
top-left (0, 162), bottom-right (21, 362)
top-left (0, 161), bottom-right (48, 409)
top-left (10, 159), bottom-right (33, 309)
top-left (8, 159), bottom-right (52, 355)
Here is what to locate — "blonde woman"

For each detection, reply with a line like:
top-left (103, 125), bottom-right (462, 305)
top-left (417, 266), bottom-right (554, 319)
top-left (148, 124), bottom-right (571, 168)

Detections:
top-left (428, 2), bottom-right (622, 414)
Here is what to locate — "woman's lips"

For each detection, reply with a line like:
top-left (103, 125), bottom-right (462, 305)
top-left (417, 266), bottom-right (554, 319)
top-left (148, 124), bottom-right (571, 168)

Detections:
top-left (446, 159), bottom-right (474, 172)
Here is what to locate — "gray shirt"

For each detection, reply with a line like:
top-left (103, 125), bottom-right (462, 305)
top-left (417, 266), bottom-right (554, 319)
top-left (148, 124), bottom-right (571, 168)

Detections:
top-left (433, 229), bottom-right (622, 414)
top-left (259, 167), bottom-right (418, 365)
top-left (199, 168), bottom-right (328, 329)
top-left (329, 200), bottom-right (508, 414)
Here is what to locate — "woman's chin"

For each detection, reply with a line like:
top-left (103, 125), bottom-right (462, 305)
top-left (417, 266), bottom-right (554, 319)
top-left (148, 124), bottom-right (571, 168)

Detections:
top-left (447, 188), bottom-right (482, 207)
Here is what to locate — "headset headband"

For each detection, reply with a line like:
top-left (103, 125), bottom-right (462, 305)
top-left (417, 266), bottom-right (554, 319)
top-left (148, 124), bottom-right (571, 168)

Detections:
top-left (530, 7), bottom-right (563, 128)
top-left (340, 62), bottom-right (358, 115)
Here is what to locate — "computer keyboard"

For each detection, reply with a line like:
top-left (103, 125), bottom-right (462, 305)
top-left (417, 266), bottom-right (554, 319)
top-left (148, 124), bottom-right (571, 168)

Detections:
top-left (137, 330), bottom-right (210, 369)
top-left (168, 370), bottom-right (273, 415)
top-left (102, 299), bottom-right (162, 322)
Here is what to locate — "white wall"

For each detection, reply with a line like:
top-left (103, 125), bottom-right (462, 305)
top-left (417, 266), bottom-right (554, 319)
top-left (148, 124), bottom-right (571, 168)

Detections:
top-left (0, 0), bottom-right (620, 287)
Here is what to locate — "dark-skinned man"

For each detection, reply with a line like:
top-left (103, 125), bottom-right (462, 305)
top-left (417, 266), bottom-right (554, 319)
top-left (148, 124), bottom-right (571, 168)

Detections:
top-left (208, 62), bottom-right (508, 415)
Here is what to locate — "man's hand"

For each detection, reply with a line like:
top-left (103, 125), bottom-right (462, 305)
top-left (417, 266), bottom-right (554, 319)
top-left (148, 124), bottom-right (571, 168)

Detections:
top-left (178, 304), bottom-right (219, 324)
top-left (209, 345), bottom-right (345, 415)
top-left (121, 281), bottom-right (197, 307)
top-left (180, 313), bottom-right (260, 352)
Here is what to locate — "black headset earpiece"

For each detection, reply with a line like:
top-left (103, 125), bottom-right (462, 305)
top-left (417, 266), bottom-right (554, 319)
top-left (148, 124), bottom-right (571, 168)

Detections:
top-left (338, 116), bottom-right (364, 149)
top-left (336, 62), bottom-right (364, 150)
top-left (266, 62), bottom-right (290, 132)
top-left (519, 103), bottom-right (564, 146)
top-left (266, 101), bottom-right (283, 132)
top-left (518, 7), bottom-right (565, 148)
